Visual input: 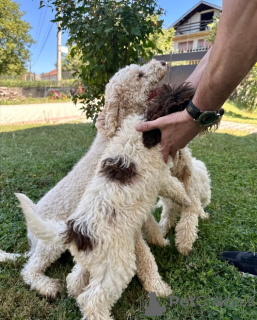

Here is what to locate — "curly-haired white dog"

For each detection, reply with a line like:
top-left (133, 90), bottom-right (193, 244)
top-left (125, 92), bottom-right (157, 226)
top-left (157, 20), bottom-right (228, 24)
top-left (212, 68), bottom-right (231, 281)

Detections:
top-left (141, 83), bottom-right (212, 255)
top-left (158, 148), bottom-right (211, 255)
top-left (18, 112), bottom-right (191, 320)
top-left (1, 60), bottom-right (171, 298)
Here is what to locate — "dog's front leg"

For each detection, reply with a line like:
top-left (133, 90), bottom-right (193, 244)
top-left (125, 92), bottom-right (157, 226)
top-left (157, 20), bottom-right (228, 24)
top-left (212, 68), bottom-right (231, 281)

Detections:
top-left (159, 175), bottom-right (191, 208)
top-left (76, 247), bottom-right (136, 320)
top-left (142, 214), bottom-right (169, 247)
top-left (135, 233), bottom-right (172, 297)
top-left (175, 199), bottom-right (201, 255)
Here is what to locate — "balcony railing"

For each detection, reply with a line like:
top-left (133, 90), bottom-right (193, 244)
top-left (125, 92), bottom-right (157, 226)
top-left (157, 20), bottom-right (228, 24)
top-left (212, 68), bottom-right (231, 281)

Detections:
top-left (174, 19), bottom-right (214, 35)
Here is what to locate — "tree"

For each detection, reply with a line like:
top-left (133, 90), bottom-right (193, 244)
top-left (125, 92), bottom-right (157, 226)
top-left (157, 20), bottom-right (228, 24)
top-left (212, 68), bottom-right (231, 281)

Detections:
top-left (0, 0), bottom-right (34, 75)
top-left (205, 16), bottom-right (220, 44)
top-left (206, 15), bottom-right (257, 111)
top-left (43, 0), bottom-right (169, 121)
top-left (61, 49), bottom-right (82, 72)
top-left (148, 16), bottom-right (174, 55)
top-left (151, 28), bottom-right (174, 54)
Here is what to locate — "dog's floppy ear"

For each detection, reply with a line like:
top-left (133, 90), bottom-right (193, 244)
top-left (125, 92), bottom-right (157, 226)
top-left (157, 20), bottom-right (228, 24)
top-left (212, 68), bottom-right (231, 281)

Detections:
top-left (95, 100), bottom-right (121, 138)
top-left (63, 220), bottom-right (93, 251)
top-left (100, 155), bottom-right (138, 184)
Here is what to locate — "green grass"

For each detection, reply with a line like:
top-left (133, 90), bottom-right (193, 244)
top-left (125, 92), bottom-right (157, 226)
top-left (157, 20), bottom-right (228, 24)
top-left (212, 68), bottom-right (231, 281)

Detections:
top-left (0, 123), bottom-right (256, 320)
top-left (222, 101), bottom-right (257, 125)
top-left (0, 96), bottom-right (72, 105)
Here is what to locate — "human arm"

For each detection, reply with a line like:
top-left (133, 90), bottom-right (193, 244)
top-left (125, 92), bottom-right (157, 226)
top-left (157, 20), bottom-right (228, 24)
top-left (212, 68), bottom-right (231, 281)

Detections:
top-left (136, 0), bottom-right (257, 161)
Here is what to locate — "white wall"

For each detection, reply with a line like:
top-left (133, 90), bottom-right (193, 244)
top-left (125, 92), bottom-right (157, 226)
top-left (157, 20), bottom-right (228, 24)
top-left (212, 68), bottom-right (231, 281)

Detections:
top-left (176, 9), bottom-right (221, 35)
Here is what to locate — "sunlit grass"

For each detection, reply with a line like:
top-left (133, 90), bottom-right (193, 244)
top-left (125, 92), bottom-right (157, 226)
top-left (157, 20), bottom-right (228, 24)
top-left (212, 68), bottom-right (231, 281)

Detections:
top-left (0, 123), bottom-right (256, 320)
top-left (222, 101), bottom-right (257, 125)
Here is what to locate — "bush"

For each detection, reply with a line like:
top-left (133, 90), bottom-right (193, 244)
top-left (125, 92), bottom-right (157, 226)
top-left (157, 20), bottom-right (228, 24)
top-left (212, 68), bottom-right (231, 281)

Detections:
top-left (0, 78), bottom-right (77, 88)
top-left (230, 64), bottom-right (257, 112)
top-left (206, 18), bottom-right (257, 112)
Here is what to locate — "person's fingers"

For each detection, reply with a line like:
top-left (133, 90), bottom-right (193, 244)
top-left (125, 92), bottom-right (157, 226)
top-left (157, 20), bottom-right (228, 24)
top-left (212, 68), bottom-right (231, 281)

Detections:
top-left (161, 149), bottom-right (169, 163)
top-left (135, 120), bottom-right (158, 132)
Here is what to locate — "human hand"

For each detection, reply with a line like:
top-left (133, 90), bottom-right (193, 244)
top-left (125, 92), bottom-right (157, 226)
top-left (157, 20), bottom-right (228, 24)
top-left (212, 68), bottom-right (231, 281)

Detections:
top-left (136, 109), bottom-right (202, 162)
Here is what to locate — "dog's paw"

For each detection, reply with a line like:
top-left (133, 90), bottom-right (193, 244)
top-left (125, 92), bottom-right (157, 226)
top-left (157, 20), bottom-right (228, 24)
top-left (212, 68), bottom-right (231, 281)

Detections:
top-left (162, 238), bottom-right (170, 247)
top-left (82, 316), bottom-right (114, 320)
top-left (177, 243), bottom-right (192, 256)
top-left (144, 278), bottom-right (172, 297)
top-left (150, 236), bottom-right (170, 247)
top-left (152, 280), bottom-right (173, 297)
top-left (36, 278), bottom-right (61, 298)
top-left (199, 211), bottom-right (209, 220)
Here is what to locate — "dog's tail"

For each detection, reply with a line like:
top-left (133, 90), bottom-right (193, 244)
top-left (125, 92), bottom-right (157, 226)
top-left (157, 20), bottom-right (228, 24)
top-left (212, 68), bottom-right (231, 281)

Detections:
top-left (0, 249), bottom-right (23, 262)
top-left (15, 193), bottom-right (66, 246)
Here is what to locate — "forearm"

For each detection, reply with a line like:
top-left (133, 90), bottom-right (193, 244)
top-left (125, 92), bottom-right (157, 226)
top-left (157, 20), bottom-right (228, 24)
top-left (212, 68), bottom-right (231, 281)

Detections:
top-left (193, 0), bottom-right (257, 111)
top-left (185, 47), bottom-right (212, 89)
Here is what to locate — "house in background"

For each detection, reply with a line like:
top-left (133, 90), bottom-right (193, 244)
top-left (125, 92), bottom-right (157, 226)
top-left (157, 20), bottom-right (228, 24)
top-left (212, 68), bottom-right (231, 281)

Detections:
top-left (41, 69), bottom-right (57, 81)
top-left (170, 1), bottom-right (222, 52)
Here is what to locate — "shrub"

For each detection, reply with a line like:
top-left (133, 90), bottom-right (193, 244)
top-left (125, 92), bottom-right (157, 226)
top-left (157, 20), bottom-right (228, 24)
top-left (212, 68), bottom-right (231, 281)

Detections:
top-left (230, 64), bottom-right (257, 112)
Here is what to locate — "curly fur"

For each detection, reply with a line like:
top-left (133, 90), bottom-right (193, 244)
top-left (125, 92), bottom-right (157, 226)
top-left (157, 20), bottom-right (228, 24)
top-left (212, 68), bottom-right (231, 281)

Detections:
top-left (1, 60), bottom-right (170, 299)
top-left (141, 82), bottom-right (212, 255)
top-left (21, 114), bottom-right (191, 320)
top-left (143, 82), bottom-right (223, 148)
top-left (158, 148), bottom-right (211, 255)
top-left (143, 83), bottom-right (195, 148)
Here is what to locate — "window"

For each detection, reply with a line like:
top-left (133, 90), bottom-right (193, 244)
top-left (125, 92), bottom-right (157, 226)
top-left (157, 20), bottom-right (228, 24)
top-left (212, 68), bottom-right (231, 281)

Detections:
top-left (200, 11), bottom-right (214, 31)
top-left (198, 39), bottom-right (205, 50)
top-left (178, 41), bottom-right (193, 52)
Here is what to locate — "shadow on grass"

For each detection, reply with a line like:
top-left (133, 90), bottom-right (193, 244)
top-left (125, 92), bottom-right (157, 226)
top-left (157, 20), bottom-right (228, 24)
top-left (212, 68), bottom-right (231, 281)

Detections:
top-left (0, 128), bottom-right (257, 320)
top-left (225, 110), bottom-right (257, 121)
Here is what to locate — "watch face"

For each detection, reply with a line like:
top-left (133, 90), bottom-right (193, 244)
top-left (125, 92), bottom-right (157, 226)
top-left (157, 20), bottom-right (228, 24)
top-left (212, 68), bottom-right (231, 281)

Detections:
top-left (198, 111), bottom-right (218, 126)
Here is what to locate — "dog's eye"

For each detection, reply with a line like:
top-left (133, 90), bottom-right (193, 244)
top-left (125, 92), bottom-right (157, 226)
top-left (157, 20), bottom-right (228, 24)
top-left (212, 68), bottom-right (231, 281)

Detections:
top-left (138, 72), bottom-right (144, 78)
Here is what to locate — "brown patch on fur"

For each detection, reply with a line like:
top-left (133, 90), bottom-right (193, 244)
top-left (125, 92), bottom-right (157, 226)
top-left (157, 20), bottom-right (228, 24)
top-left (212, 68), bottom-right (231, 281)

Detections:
top-left (143, 83), bottom-right (195, 148)
top-left (63, 220), bottom-right (93, 251)
top-left (100, 156), bottom-right (138, 184)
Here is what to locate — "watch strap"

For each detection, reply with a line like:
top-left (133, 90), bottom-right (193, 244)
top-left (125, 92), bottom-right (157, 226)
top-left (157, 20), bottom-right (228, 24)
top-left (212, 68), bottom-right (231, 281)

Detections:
top-left (186, 100), bottom-right (202, 120)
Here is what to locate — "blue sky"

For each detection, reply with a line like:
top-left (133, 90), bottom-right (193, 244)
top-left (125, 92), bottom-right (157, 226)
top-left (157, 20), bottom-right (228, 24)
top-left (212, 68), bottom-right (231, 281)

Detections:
top-left (19, 0), bottom-right (222, 75)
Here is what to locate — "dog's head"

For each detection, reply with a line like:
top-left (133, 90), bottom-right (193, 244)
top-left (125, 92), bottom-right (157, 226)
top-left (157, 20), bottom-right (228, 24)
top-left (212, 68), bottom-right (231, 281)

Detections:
top-left (95, 59), bottom-right (167, 137)
top-left (143, 83), bottom-right (195, 148)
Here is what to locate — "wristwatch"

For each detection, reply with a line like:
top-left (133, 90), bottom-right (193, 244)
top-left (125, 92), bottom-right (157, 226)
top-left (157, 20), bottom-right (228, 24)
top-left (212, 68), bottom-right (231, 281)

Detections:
top-left (186, 100), bottom-right (224, 127)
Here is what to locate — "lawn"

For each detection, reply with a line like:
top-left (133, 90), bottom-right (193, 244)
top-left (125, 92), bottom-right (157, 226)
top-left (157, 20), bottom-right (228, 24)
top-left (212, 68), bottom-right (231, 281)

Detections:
top-left (222, 101), bottom-right (257, 125)
top-left (0, 121), bottom-right (256, 320)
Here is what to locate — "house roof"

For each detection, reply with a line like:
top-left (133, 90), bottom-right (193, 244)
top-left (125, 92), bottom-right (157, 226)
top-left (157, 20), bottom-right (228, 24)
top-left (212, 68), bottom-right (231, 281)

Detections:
top-left (42, 69), bottom-right (57, 76)
top-left (170, 1), bottom-right (222, 28)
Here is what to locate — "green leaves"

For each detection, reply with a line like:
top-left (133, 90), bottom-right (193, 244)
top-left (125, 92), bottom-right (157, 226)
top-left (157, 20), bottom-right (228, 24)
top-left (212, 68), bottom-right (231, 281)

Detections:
top-left (0, 0), bottom-right (35, 75)
top-left (45, 0), bottom-right (169, 120)
top-left (230, 65), bottom-right (257, 112)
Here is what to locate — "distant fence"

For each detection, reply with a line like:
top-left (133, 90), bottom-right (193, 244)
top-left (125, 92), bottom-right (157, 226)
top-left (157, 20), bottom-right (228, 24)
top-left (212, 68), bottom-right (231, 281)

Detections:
top-left (153, 49), bottom-right (209, 86)
top-left (5, 87), bottom-right (73, 98)
top-left (0, 71), bottom-right (75, 82)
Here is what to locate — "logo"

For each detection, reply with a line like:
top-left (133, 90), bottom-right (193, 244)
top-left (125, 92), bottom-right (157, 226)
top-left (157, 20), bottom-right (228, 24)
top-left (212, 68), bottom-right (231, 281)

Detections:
top-left (136, 292), bottom-right (256, 318)
top-left (137, 292), bottom-right (166, 318)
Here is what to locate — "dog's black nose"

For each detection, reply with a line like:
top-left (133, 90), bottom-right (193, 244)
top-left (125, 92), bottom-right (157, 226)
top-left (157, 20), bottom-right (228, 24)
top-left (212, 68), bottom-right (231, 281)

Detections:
top-left (160, 61), bottom-right (166, 66)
